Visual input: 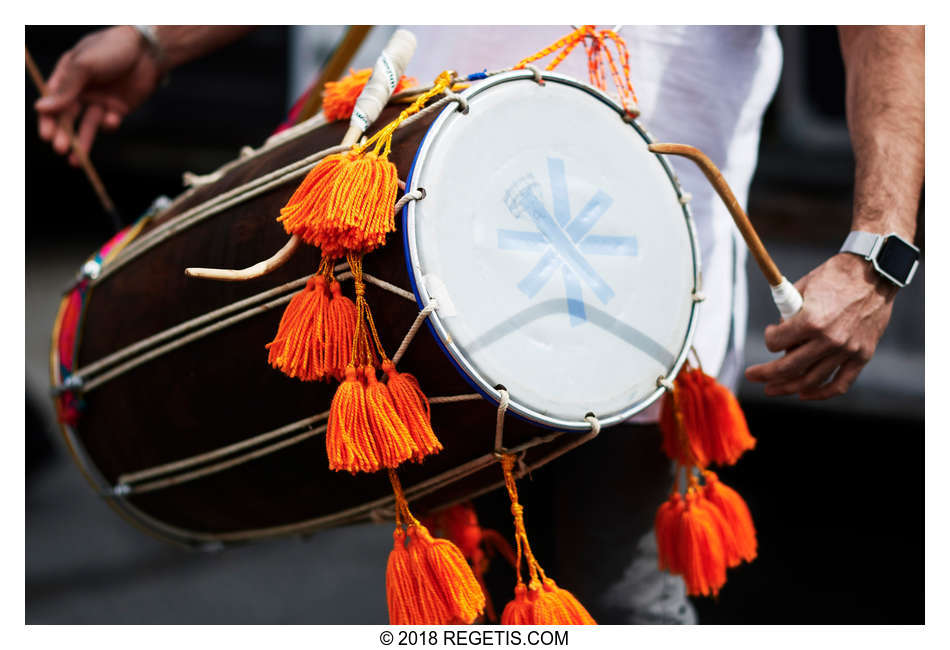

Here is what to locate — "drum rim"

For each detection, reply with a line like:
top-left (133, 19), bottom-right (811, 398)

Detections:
top-left (403, 69), bottom-right (702, 432)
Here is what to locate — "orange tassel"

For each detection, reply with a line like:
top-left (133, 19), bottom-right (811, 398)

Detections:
top-left (407, 523), bottom-right (486, 624)
top-left (279, 72), bottom-right (454, 259)
top-left (364, 365), bottom-right (416, 468)
top-left (660, 365), bottom-right (755, 468)
top-left (265, 275), bottom-right (329, 381)
top-left (386, 529), bottom-right (419, 624)
top-left (691, 370), bottom-right (756, 465)
top-left (387, 471), bottom-right (486, 625)
top-left (424, 502), bottom-right (516, 623)
top-left (536, 579), bottom-right (596, 625)
top-left (382, 360), bottom-right (442, 461)
top-left (655, 491), bottom-right (685, 574)
top-left (703, 471), bottom-right (757, 564)
top-left (679, 489), bottom-right (727, 597)
top-left (314, 152), bottom-right (399, 255)
top-left (323, 69), bottom-right (417, 122)
top-left (277, 152), bottom-right (348, 247)
top-left (323, 280), bottom-right (357, 381)
top-left (326, 365), bottom-right (381, 473)
top-left (501, 584), bottom-right (533, 624)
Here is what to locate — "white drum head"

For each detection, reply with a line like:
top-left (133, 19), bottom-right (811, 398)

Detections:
top-left (404, 71), bottom-right (700, 430)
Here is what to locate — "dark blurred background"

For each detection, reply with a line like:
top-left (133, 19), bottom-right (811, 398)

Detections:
top-left (25, 26), bottom-right (924, 624)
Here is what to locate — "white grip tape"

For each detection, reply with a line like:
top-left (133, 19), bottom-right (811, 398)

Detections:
top-left (350, 29), bottom-right (417, 133)
top-left (770, 277), bottom-right (804, 320)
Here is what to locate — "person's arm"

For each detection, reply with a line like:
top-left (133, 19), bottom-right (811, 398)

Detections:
top-left (745, 26), bottom-right (924, 400)
top-left (34, 25), bottom-right (255, 165)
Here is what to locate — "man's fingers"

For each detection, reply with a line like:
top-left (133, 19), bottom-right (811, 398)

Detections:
top-left (745, 337), bottom-right (829, 385)
top-left (764, 352), bottom-right (849, 397)
top-left (38, 114), bottom-right (56, 141)
top-left (51, 105), bottom-right (80, 154)
top-left (763, 313), bottom-right (812, 353)
top-left (36, 52), bottom-right (90, 113)
top-left (102, 110), bottom-right (122, 130)
top-left (800, 358), bottom-right (865, 400)
top-left (69, 104), bottom-right (104, 165)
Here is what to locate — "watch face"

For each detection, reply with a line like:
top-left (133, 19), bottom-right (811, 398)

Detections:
top-left (877, 236), bottom-right (919, 283)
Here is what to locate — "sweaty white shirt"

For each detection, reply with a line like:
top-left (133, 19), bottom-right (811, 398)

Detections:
top-left (294, 26), bottom-right (783, 414)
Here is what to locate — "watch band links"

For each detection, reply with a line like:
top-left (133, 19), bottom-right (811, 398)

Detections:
top-left (840, 231), bottom-right (881, 258)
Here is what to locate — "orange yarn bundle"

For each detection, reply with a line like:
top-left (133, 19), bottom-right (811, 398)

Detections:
top-left (382, 360), bottom-right (442, 461)
top-left (323, 279), bottom-right (358, 380)
top-left (654, 471), bottom-right (757, 597)
top-left (703, 471), bottom-right (757, 564)
top-left (323, 68), bottom-right (417, 122)
top-left (277, 71), bottom-right (454, 258)
top-left (659, 363), bottom-right (756, 468)
top-left (266, 259), bottom-right (358, 382)
top-left (386, 471), bottom-right (486, 624)
top-left (326, 365), bottom-right (381, 473)
top-left (424, 502), bottom-right (518, 622)
top-left (498, 455), bottom-right (596, 625)
top-left (324, 256), bottom-right (442, 474)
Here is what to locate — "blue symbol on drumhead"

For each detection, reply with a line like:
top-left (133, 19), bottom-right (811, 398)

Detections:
top-left (498, 158), bottom-right (638, 326)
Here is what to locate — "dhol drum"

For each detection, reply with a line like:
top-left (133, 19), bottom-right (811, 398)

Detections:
top-left (50, 69), bottom-right (700, 548)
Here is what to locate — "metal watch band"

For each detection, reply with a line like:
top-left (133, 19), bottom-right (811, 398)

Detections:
top-left (133, 25), bottom-right (169, 82)
top-left (839, 231), bottom-right (880, 258)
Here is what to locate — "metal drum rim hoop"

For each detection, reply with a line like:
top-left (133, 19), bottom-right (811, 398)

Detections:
top-left (403, 69), bottom-right (701, 431)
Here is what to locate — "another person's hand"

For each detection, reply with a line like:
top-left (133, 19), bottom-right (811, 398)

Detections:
top-left (34, 26), bottom-right (163, 166)
top-left (744, 253), bottom-right (897, 400)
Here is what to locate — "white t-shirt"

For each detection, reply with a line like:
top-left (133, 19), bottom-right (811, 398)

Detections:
top-left (292, 26), bottom-right (783, 413)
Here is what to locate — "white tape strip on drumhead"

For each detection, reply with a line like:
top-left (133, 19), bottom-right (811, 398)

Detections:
top-left (405, 71), bottom-right (699, 430)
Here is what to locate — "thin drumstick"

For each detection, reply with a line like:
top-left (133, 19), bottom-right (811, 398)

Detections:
top-left (648, 142), bottom-right (803, 319)
top-left (186, 29), bottom-right (418, 282)
top-left (26, 46), bottom-right (122, 232)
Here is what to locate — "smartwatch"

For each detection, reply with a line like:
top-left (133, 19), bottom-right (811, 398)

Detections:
top-left (839, 231), bottom-right (920, 288)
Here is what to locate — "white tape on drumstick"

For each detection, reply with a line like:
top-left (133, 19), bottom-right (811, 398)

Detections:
top-left (350, 29), bottom-right (417, 134)
top-left (770, 277), bottom-right (804, 320)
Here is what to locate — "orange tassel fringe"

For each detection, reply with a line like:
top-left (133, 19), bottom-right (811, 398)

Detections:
top-left (423, 502), bottom-right (518, 622)
top-left (386, 470), bottom-right (486, 624)
top-left (323, 257), bottom-right (442, 473)
top-left (323, 69), bottom-right (416, 122)
top-left (326, 365), bottom-right (380, 473)
top-left (278, 71), bottom-right (454, 258)
top-left (655, 471), bottom-right (757, 597)
top-left (498, 455), bottom-right (596, 625)
top-left (323, 279), bottom-right (357, 381)
top-left (364, 365), bottom-right (416, 468)
top-left (383, 360), bottom-right (442, 461)
top-left (704, 471), bottom-right (757, 564)
top-left (265, 274), bottom-right (330, 381)
top-left (660, 363), bottom-right (756, 468)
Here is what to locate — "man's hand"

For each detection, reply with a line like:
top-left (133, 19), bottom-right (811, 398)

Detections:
top-left (745, 26), bottom-right (922, 401)
top-left (745, 254), bottom-right (896, 400)
top-left (34, 26), bottom-right (162, 166)
top-left (33, 25), bottom-right (255, 165)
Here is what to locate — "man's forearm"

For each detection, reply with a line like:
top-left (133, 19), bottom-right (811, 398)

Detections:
top-left (153, 26), bottom-right (257, 71)
top-left (838, 26), bottom-right (924, 242)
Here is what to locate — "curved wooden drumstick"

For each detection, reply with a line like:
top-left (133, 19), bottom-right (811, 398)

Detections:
top-left (185, 29), bottom-right (418, 282)
top-left (648, 143), bottom-right (803, 319)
